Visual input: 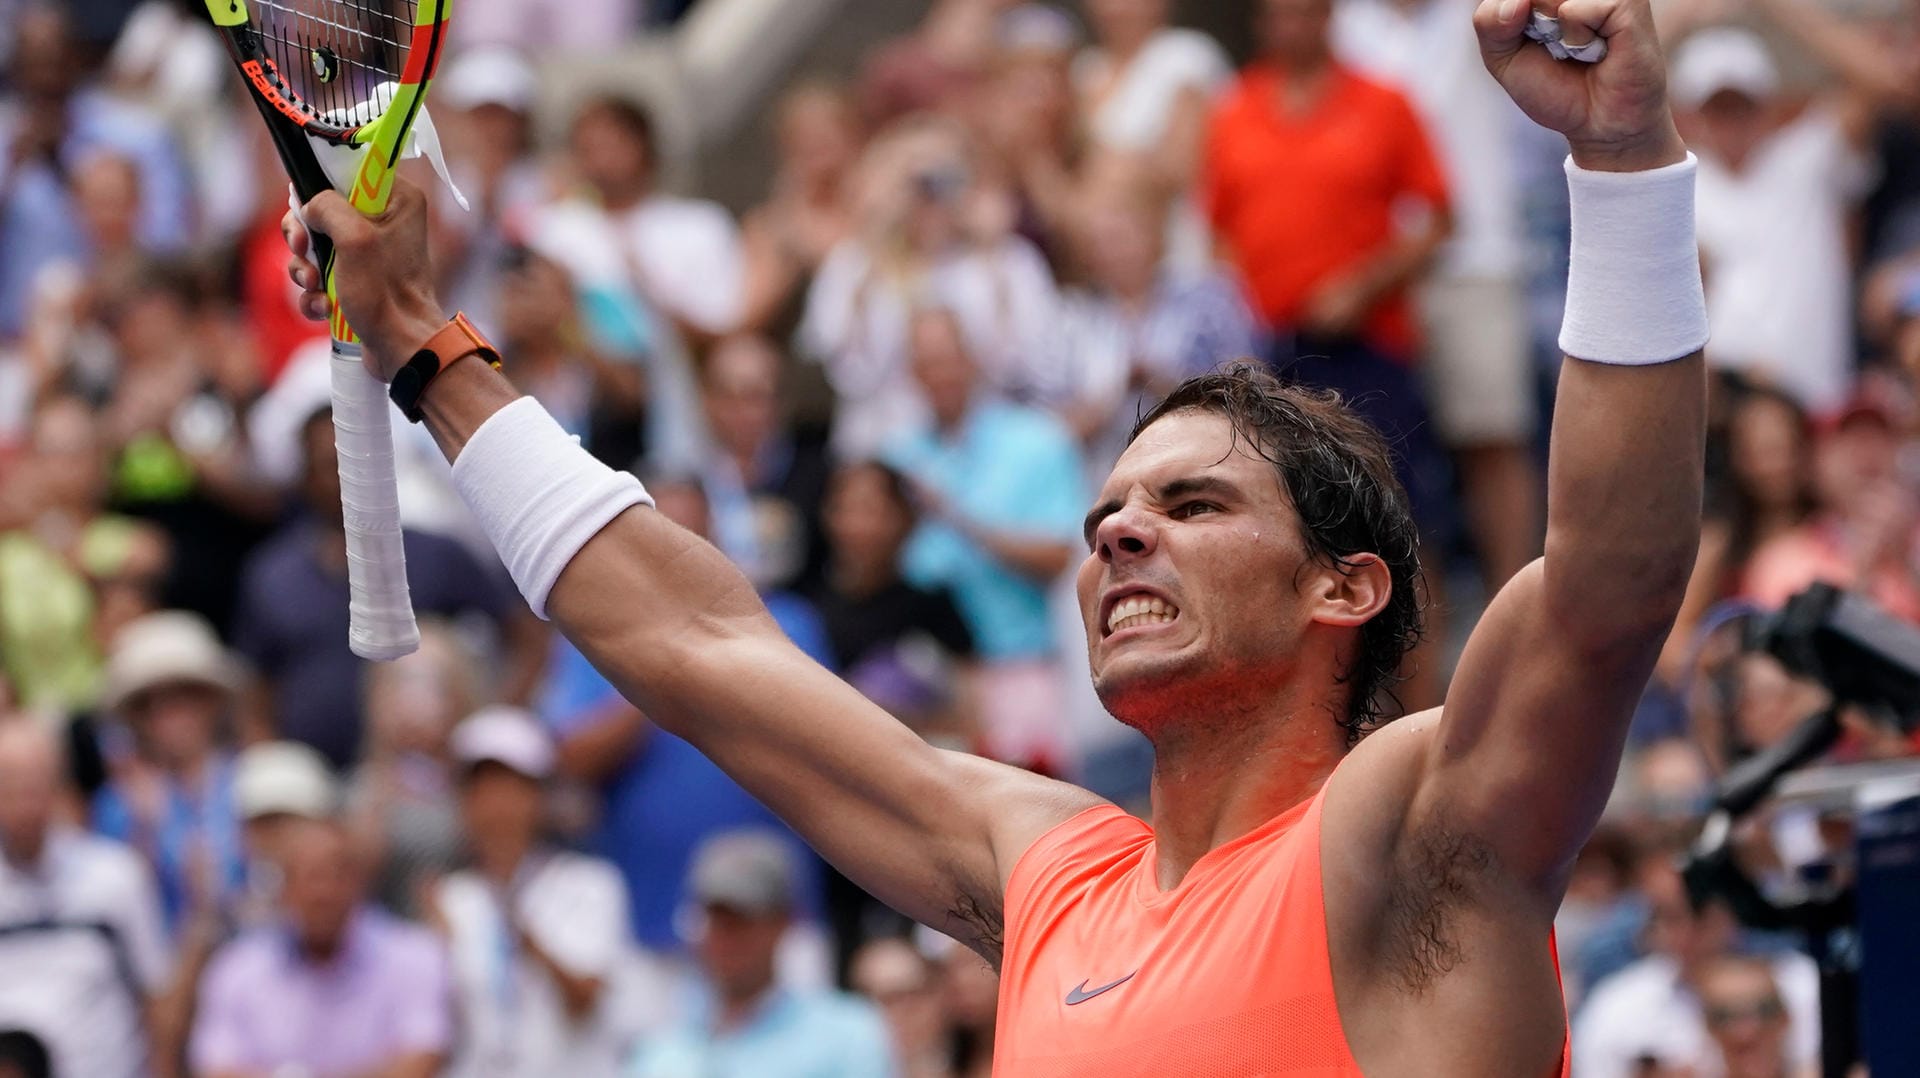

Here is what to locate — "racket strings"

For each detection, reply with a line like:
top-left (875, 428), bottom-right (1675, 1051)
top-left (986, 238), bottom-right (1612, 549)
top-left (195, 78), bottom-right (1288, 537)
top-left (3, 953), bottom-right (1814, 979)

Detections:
top-left (251, 0), bottom-right (419, 131)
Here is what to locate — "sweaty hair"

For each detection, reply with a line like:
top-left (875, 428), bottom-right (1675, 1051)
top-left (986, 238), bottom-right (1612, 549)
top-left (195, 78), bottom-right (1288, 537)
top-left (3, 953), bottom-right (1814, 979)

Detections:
top-left (1128, 362), bottom-right (1424, 741)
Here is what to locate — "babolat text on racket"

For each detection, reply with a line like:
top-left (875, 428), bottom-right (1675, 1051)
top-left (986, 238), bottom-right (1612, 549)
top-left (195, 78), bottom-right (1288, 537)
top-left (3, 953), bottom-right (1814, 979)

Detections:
top-left (205, 0), bottom-right (453, 660)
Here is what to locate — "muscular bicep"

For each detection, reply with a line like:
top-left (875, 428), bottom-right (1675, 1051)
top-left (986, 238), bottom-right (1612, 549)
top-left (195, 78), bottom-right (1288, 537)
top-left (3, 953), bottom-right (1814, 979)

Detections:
top-left (1418, 562), bottom-right (1657, 900)
top-left (547, 508), bottom-right (1101, 959)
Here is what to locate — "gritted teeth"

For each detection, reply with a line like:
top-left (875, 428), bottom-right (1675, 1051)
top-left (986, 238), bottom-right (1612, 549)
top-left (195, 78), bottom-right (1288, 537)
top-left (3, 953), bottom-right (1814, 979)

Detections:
top-left (1106, 594), bottom-right (1179, 634)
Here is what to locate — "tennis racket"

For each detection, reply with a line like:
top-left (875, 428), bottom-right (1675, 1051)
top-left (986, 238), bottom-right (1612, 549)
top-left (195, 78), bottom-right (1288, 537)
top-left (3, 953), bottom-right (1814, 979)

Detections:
top-left (206, 0), bottom-right (452, 660)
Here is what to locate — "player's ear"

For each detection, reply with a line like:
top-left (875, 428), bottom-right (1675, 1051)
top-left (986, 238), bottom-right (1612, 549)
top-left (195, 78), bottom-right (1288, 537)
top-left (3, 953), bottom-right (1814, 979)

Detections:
top-left (1308, 552), bottom-right (1391, 628)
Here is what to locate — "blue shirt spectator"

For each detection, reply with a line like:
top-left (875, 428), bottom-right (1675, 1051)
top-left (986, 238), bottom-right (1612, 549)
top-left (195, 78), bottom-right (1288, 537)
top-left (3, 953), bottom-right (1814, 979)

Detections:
top-left (628, 831), bottom-right (895, 1078)
top-left (0, 59), bottom-right (192, 335)
top-left (887, 398), bottom-right (1085, 662)
top-left (92, 755), bottom-right (244, 930)
top-left (628, 986), bottom-right (896, 1078)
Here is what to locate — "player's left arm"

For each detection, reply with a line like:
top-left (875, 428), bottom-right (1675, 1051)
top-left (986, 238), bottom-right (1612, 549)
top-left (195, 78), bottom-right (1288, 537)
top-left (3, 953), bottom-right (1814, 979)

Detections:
top-left (1409, 0), bottom-right (1707, 909)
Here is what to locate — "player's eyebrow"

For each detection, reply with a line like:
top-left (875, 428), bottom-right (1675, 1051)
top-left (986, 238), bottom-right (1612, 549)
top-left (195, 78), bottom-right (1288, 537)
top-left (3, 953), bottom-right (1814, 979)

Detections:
top-left (1082, 475), bottom-right (1244, 549)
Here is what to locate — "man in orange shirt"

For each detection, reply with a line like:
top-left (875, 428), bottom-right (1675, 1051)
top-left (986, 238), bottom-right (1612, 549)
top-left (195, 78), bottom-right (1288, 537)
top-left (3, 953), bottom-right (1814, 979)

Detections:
top-left (284, 1), bottom-right (1707, 1074)
top-left (1204, 0), bottom-right (1460, 600)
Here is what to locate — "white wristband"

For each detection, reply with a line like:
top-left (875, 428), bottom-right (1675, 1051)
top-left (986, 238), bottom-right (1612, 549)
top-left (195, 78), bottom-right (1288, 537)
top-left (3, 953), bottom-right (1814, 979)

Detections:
top-left (452, 396), bottom-right (653, 619)
top-left (1559, 153), bottom-right (1709, 366)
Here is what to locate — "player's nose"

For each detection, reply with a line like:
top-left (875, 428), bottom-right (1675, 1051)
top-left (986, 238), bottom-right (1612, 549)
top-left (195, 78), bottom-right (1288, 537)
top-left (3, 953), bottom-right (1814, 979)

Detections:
top-left (1094, 503), bottom-right (1157, 564)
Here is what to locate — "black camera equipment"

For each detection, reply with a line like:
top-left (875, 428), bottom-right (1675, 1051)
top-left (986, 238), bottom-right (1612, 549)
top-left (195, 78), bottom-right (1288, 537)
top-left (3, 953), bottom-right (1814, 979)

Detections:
top-left (1682, 584), bottom-right (1920, 1078)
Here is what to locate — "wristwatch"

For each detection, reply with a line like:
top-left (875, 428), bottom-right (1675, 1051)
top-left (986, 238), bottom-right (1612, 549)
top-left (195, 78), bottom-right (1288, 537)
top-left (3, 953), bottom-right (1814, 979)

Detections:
top-left (388, 312), bottom-right (502, 423)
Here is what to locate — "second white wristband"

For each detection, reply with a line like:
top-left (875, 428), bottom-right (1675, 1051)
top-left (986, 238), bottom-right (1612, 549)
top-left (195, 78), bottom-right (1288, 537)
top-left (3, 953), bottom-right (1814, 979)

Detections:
top-left (1559, 153), bottom-right (1710, 366)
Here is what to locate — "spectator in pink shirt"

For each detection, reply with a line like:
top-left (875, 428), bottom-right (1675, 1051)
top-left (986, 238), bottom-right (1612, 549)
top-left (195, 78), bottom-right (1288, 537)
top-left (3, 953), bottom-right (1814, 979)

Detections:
top-left (189, 820), bottom-right (452, 1078)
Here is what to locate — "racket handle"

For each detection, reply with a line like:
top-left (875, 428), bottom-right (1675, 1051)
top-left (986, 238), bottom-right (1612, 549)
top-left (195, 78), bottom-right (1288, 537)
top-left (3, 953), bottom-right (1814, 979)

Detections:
top-left (330, 339), bottom-right (420, 661)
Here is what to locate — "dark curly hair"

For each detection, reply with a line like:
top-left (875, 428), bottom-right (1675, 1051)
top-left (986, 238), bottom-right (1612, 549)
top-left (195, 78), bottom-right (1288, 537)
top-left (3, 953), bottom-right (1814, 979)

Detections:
top-left (1128, 362), bottom-right (1426, 742)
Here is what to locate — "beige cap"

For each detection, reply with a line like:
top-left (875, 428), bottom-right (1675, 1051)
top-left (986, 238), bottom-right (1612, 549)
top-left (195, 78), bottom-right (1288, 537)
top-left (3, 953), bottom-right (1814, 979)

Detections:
top-left (102, 611), bottom-right (240, 713)
top-left (234, 741), bottom-right (337, 821)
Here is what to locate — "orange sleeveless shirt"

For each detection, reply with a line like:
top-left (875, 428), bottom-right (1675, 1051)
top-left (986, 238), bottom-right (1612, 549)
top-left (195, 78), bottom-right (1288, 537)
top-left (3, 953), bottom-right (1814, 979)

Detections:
top-left (993, 784), bottom-right (1571, 1076)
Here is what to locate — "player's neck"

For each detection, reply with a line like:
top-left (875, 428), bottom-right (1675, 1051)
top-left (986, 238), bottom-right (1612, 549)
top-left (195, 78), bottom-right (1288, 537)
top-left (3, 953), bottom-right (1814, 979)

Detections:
top-left (1144, 701), bottom-right (1344, 892)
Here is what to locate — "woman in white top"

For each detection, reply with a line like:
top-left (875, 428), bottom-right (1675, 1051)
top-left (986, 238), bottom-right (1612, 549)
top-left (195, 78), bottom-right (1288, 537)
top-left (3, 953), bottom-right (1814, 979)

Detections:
top-left (1072, 0), bottom-right (1231, 273)
top-left (798, 118), bottom-right (1058, 458)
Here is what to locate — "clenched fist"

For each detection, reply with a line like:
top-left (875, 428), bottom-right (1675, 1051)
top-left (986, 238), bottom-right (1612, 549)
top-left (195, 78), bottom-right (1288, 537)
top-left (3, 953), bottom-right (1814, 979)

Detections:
top-left (1475, 0), bottom-right (1688, 173)
top-left (283, 180), bottom-right (445, 381)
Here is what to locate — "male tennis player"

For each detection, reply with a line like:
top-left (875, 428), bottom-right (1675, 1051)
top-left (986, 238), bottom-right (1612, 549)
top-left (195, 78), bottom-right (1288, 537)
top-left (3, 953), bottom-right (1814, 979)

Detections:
top-left (286, 1), bottom-right (1705, 1072)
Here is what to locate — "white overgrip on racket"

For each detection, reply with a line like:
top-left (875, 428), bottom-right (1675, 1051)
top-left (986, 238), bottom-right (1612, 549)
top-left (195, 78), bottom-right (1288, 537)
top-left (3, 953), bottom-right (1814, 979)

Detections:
top-left (300, 87), bottom-right (464, 662)
top-left (330, 340), bottom-right (419, 660)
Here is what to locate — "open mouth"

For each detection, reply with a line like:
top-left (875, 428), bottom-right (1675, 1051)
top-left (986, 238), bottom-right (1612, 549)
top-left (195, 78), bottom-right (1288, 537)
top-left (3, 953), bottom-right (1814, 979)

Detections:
top-left (1104, 593), bottom-right (1180, 636)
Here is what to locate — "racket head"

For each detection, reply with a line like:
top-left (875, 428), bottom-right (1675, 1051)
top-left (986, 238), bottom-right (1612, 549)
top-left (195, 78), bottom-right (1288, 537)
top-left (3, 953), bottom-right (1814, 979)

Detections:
top-left (204, 0), bottom-right (450, 155)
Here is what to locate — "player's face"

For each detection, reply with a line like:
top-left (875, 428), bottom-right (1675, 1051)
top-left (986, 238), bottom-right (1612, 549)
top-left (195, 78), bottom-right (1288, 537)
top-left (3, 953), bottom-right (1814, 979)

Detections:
top-left (1077, 411), bottom-right (1320, 732)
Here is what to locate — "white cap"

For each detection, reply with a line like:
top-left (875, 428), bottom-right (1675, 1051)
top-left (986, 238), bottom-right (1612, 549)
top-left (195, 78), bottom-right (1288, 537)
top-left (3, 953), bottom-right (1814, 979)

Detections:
top-left (450, 706), bottom-right (554, 780)
top-left (234, 741), bottom-right (337, 821)
top-left (1671, 27), bottom-right (1781, 109)
top-left (102, 611), bottom-right (241, 713)
top-left (439, 47), bottom-right (539, 114)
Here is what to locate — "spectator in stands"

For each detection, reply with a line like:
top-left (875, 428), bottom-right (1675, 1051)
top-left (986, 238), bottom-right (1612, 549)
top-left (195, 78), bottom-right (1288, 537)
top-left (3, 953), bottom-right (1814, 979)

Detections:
top-left (233, 407), bottom-right (544, 768)
top-left (433, 48), bottom-right (553, 339)
top-left (740, 83), bottom-right (865, 333)
top-left (0, 720), bottom-right (171, 1078)
top-left (190, 819), bottom-right (452, 1078)
top-left (938, 945), bottom-right (999, 1078)
top-left (700, 334), bottom-right (832, 594)
top-left (1048, 175), bottom-right (1258, 475)
top-left (1671, 24), bottom-right (1871, 416)
top-left (1573, 851), bottom-right (1819, 1078)
top-left (498, 245), bottom-right (648, 468)
top-left (562, 96), bottom-right (745, 344)
top-left (231, 740), bottom-right (337, 924)
top-left (1202, 0), bottom-right (1455, 639)
top-left (1073, 0), bottom-right (1231, 273)
top-left (799, 117), bottom-right (1058, 457)
top-left (970, 4), bottom-right (1082, 267)
top-left (345, 625), bottom-right (476, 917)
top-left (883, 307), bottom-right (1083, 769)
top-left (0, 395), bottom-right (168, 714)
top-left (1663, 383), bottom-right (1819, 681)
top-left (92, 260), bottom-right (277, 631)
top-left (1731, 0), bottom-right (1920, 278)
top-left (0, 6), bottom-right (190, 337)
top-left (815, 459), bottom-right (976, 743)
top-left (92, 611), bottom-right (245, 931)
top-left (1696, 955), bottom-right (1809, 1078)
top-left (1743, 399), bottom-right (1920, 621)
top-left (861, 0), bottom-right (1022, 125)
top-left (850, 937), bottom-right (949, 1078)
top-left (539, 476), bottom-right (829, 973)
top-left (1333, 0), bottom-right (1541, 594)
top-left (434, 707), bottom-right (636, 1078)
top-left (628, 830), bottom-right (895, 1078)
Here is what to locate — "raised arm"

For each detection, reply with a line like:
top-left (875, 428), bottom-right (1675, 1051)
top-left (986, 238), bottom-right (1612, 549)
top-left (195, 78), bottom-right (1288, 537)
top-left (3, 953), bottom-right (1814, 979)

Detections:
top-left (283, 192), bottom-right (1102, 961)
top-left (1410, 0), bottom-right (1708, 905)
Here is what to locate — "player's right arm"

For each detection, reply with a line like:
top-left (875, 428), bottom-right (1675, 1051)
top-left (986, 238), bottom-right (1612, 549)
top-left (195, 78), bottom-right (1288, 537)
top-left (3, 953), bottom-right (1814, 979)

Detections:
top-left (284, 191), bottom-right (1103, 960)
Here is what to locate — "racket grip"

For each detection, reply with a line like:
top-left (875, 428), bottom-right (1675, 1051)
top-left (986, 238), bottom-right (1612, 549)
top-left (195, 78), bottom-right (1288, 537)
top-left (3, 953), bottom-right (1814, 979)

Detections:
top-left (330, 339), bottom-right (420, 661)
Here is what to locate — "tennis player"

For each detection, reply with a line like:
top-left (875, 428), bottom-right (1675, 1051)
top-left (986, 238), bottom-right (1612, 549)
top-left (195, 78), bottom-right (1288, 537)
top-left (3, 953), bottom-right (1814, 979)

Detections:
top-left (286, 1), bottom-right (1705, 1072)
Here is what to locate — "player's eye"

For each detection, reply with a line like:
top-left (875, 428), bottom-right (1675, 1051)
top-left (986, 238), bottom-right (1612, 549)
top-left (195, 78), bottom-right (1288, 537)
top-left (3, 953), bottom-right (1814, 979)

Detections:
top-left (1172, 501), bottom-right (1220, 520)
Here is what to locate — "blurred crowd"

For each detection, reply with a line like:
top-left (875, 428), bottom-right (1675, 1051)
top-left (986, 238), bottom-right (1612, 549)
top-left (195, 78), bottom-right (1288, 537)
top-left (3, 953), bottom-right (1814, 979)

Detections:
top-left (1, 0), bottom-right (1919, 1075)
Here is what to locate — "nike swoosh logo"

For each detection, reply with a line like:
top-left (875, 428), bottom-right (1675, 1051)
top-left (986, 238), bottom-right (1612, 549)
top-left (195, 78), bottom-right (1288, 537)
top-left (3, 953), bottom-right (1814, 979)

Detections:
top-left (1064, 970), bottom-right (1137, 1005)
